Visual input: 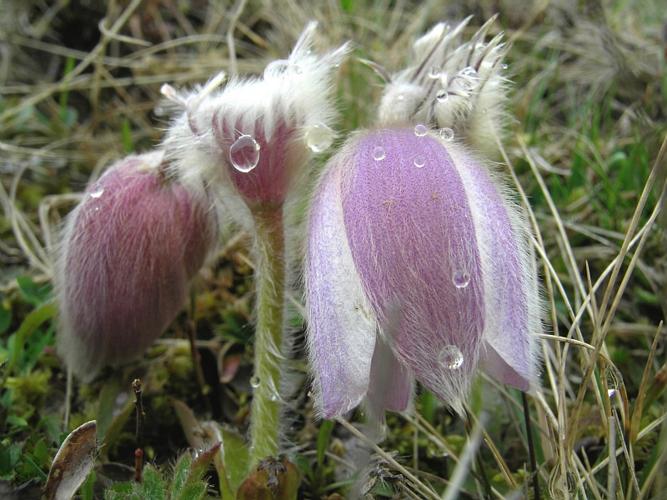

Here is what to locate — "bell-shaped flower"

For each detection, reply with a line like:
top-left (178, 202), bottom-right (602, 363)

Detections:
top-left (307, 128), bottom-right (541, 417)
top-left (55, 151), bottom-right (217, 381)
top-left (163, 22), bottom-right (349, 221)
top-left (306, 19), bottom-right (541, 419)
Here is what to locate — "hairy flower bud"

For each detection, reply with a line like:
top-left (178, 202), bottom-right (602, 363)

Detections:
top-left (306, 127), bottom-right (541, 417)
top-left (55, 151), bottom-right (216, 380)
top-left (163, 22), bottom-right (349, 222)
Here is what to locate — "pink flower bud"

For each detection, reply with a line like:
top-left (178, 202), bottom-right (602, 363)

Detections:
top-left (306, 128), bottom-right (541, 417)
top-left (56, 151), bottom-right (217, 380)
top-left (164, 23), bottom-right (349, 217)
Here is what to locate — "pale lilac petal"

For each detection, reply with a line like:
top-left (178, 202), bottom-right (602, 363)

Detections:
top-left (306, 161), bottom-right (377, 418)
top-left (341, 128), bottom-right (485, 412)
top-left (56, 152), bottom-right (216, 380)
top-left (449, 146), bottom-right (541, 390)
top-left (367, 336), bottom-right (413, 414)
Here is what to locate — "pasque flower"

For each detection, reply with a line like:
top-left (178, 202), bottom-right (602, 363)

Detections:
top-left (163, 22), bottom-right (349, 217)
top-left (56, 151), bottom-right (217, 381)
top-left (306, 19), bottom-right (541, 418)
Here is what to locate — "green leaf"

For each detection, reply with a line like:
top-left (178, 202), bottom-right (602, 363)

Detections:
top-left (0, 300), bottom-right (11, 334)
top-left (316, 420), bottom-right (334, 466)
top-left (219, 427), bottom-right (249, 498)
top-left (7, 301), bottom-right (56, 373)
top-left (16, 276), bottom-right (52, 306)
top-left (6, 414), bottom-right (28, 429)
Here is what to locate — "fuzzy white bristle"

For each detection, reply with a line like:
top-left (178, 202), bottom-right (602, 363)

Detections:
top-left (378, 16), bottom-right (509, 158)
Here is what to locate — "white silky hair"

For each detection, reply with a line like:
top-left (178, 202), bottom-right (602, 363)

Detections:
top-left (378, 16), bottom-right (510, 159)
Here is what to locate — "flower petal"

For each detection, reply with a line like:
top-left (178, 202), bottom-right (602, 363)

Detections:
top-left (448, 146), bottom-right (541, 391)
top-left (306, 159), bottom-right (377, 418)
top-left (341, 128), bottom-right (486, 413)
top-left (367, 336), bottom-right (413, 415)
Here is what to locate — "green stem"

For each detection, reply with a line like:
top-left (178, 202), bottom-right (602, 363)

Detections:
top-left (248, 207), bottom-right (286, 467)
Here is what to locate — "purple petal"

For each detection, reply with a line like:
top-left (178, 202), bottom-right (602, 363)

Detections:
top-left (57, 152), bottom-right (216, 380)
top-left (367, 336), bottom-right (413, 415)
top-left (341, 128), bottom-right (486, 412)
top-left (306, 161), bottom-right (377, 418)
top-left (447, 147), bottom-right (540, 390)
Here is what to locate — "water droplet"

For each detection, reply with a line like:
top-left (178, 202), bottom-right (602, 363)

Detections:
top-left (305, 123), bottom-right (335, 153)
top-left (270, 392), bottom-right (280, 402)
top-left (264, 60), bottom-right (289, 79)
top-left (452, 270), bottom-right (470, 288)
top-left (439, 127), bottom-right (454, 141)
top-left (229, 135), bottom-right (260, 173)
top-left (436, 90), bottom-right (449, 103)
top-left (372, 146), bottom-right (386, 161)
top-left (292, 63), bottom-right (303, 75)
top-left (397, 94), bottom-right (405, 102)
top-left (439, 345), bottom-right (463, 370)
top-left (501, 63), bottom-right (508, 70)
top-left (414, 124), bottom-right (428, 137)
top-left (461, 66), bottom-right (478, 78)
top-left (608, 389), bottom-right (617, 399)
top-left (89, 187), bottom-right (104, 199)
top-left (428, 66), bottom-right (441, 79)
top-left (413, 155), bottom-right (426, 168)
top-left (250, 375), bottom-right (260, 388)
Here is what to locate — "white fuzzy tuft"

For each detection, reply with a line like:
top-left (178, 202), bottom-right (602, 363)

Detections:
top-left (378, 16), bottom-right (510, 158)
top-left (162, 23), bottom-right (350, 227)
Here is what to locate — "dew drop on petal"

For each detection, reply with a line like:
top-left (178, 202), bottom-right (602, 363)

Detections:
top-left (439, 345), bottom-right (463, 370)
top-left (439, 127), bottom-right (454, 141)
top-left (413, 155), bottom-right (426, 168)
top-left (452, 270), bottom-right (470, 288)
top-left (229, 135), bottom-right (260, 173)
top-left (305, 123), bottom-right (335, 153)
top-left (250, 375), bottom-right (260, 388)
top-left (372, 146), bottom-right (386, 161)
top-left (264, 60), bottom-right (289, 79)
top-left (414, 124), bottom-right (428, 137)
top-left (436, 90), bottom-right (449, 103)
top-left (89, 187), bottom-right (104, 199)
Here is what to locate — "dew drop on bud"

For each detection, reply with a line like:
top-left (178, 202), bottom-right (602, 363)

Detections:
top-left (436, 90), bottom-right (449, 103)
top-left (250, 375), bottom-right (260, 388)
top-left (413, 155), bottom-right (426, 168)
top-left (264, 60), bottom-right (289, 79)
top-left (229, 135), bottom-right (260, 173)
top-left (372, 146), bottom-right (386, 161)
top-left (461, 66), bottom-right (478, 78)
top-left (439, 345), bottom-right (463, 370)
top-left (414, 124), bottom-right (428, 137)
top-left (439, 127), bottom-right (454, 141)
top-left (305, 123), bottom-right (335, 153)
top-left (89, 187), bottom-right (104, 199)
top-left (452, 270), bottom-right (470, 288)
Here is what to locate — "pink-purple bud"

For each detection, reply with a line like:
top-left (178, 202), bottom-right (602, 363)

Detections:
top-left (306, 128), bottom-right (541, 417)
top-left (55, 151), bottom-right (217, 381)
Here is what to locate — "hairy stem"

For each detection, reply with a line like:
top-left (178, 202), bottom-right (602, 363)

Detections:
top-left (248, 208), bottom-right (286, 467)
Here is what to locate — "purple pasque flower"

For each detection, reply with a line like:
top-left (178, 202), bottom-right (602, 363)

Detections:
top-left (306, 19), bottom-right (541, 418)
top-left (56, 151), bottom-right (217, 381)
top-left (163, 22), bottom-right (349, 220)
top-left (307, 127), bottom-right (541, 417)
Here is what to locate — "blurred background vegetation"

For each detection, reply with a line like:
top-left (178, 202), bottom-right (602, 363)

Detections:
top-left (0, 0), bottom-right (666, 498)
